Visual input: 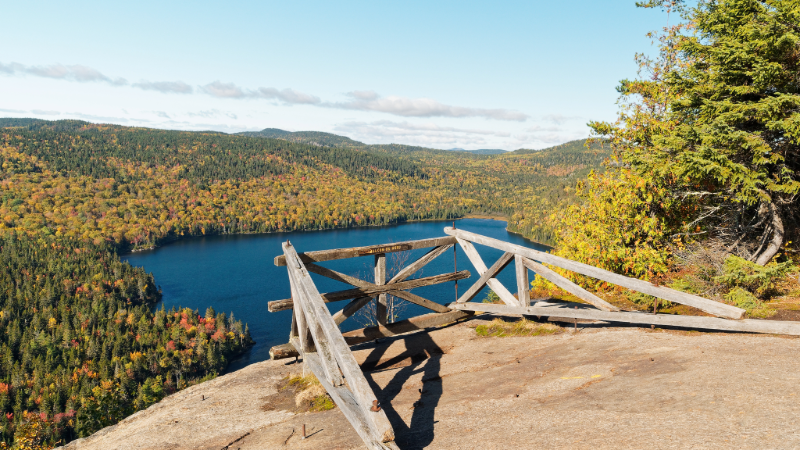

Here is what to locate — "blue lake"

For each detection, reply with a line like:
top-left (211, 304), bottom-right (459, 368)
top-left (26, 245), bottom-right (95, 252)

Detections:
top-left (122, 219), bottom-right (548, 371)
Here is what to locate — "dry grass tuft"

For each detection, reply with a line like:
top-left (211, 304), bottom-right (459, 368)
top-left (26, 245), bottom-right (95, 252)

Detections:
top-left (284, 372), bottom-right (336, 412)
top-left (475, 318), bottom-right (563, 338)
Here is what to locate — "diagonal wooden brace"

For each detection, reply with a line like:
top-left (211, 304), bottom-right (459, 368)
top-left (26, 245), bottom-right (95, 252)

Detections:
top-left (456, 238), bottom-right (517, 305)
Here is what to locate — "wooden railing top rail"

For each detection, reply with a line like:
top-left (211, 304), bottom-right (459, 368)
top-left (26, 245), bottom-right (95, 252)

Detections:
top-left (274, 236), bottom-right (457, 266)
top-left (444, 227), bottom-right (746, 320)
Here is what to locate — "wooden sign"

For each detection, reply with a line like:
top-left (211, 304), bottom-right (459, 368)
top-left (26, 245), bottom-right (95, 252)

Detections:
top-left (357, 244), bottom-right (411, 255)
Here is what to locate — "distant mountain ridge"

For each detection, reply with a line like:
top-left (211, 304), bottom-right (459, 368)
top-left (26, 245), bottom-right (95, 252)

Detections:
top-left (238, 128), bottom-right (365, 149)
top-left (239, 128), bottom-right (513, 154)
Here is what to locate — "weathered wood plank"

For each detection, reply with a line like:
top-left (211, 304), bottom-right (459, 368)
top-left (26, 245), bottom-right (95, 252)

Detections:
top-left (456, 238), bottom-right (518, 306)
top-left (455, 242), bottom-right (516, 305)
top-left (515, 255), bottom-right (531, 307)
top-left (456, 237), bottom-right (488, 272)
top-left (303, 352), bottom-right (399, 450)
top-left (388, 290), bottom-right (452, 313)
top-left (332, 296), bottom-right (373, 325)
top-left (445, 227), bottom-right (745, 320)
top-left (342, 310), bottom-right (474, 345)
top-left (306, 262), bottom-right (370, 288)
top-left (388, 244), bottom-right (454, 283)
top-left (269, 342), bottom-right (297, 360)
top-left (520, 257), bottom-right (618, 312)
top-left (289, 276), bottom-right (314, 353)
top-left (272, 307), bottom-right (473, 360)
top-left (375, 254), bottom-right (388, 326)
top-left (269, 270), bottom-right (471, 312)
top-left (286, 268), bottom-right (343, 386)
top-left (275, 236), bottom-right (457, 266)
top-left (283, 243), bottom-right (395, 443)
top-left (448, 302), bottom-right (800, 335)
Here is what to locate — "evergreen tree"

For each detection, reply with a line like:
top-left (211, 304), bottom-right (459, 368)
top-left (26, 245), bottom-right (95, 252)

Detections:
top-left (591, 0), bottom-right (800, 265)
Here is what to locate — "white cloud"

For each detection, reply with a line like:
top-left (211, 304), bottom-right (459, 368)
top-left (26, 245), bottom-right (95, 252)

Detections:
top-left (133, 80), bottom-right (193, 94)
top-left (200, 81), bottom-right (320, 105)
top-left (201, 80), bottom-right (246, 98)
top-left (254, 87), bottom-right (320, 104)
top-left (2, 62), bottom-right (128, 86)
top-left (0, 60), bottom-right (532, 126)
top-left (326, 91), bottom-right (528, 121)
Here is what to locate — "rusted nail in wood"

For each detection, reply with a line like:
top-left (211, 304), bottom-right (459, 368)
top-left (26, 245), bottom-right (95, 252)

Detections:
top-left (370, 399), bottom-right (382, 412)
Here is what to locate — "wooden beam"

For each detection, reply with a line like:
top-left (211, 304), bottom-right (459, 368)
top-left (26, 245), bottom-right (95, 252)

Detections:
top-left (455, 240), bottom-right (516, 305)
top-left (445, 227), bottom-right (745, 320)
top-left (388, 244), bottom-right (454, 283)
top-left (448, 302), bottom-right (800, 335)
top-left (271, 309), bottom-right (477, 360)
top-left (303, 352), bottom-right (400, 450)
top-left (332, 296), bottom-right (373, 325)
top-left (342, 310), bottom-right (474, 345)
top-left (283, 243), bottom-right (395, 443)
top-left (515, 255), bottom-right (530, 307)
top-left (389, 290), bottom-right (452, 313)
top-left (269, 342), bottom-right (298, 359)
top-left (289, 276), bottom-right (314, 353)
top-left (306, 262), bottom-right (370, 288)
top-left (275, 236), bottom-right (457, 266)
top-left (268, 270), bottom-right (471, 312)
top-left (375, 254), bottom-right (388, 326)
top-left (456, 238), bottom-right (518, 306)
top-left (520, 257), bottom-right (618, 312)
top-left (286, 268), bottom-right (343, 386)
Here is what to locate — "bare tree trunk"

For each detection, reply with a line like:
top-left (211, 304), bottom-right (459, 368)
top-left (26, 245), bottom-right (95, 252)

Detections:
top-left (755, 202), bottom-right (784, 266)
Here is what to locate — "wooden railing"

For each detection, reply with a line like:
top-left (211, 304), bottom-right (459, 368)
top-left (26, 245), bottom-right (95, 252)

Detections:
top-left (269, 228), bottom-right (800, 449)
top-left (443, 227), bottom-right (800, 335)
top-left (282, 241), bottom-right (398, 449)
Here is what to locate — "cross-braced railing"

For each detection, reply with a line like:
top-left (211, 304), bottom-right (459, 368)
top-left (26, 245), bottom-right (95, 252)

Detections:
top-left (270, 228), bottom-right (800, 449)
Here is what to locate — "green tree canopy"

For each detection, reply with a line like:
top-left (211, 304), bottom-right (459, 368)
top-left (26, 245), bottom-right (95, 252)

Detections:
top-left (591, 0), bottom-right (800, 265)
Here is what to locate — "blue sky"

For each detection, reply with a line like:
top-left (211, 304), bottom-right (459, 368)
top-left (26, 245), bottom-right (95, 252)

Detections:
top-left (0, 1), bottom-right (670, 150)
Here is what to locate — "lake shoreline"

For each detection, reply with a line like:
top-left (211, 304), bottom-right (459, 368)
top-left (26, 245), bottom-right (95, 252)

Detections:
top-left (122, 215), bottom-right (552, 255)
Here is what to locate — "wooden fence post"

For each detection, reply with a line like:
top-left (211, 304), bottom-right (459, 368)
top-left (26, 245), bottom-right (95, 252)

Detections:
top-left (375, 253), bottom-right (387, 325)
top-left (515, 255), bottom-right (530, 307)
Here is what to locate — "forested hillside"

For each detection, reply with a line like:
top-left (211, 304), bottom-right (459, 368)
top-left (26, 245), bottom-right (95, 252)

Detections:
top-left (0, 235), bottom-right (252, 447)
top-left (0, 117), bottom-right (606, 447)
top-left (0, 119), bottom-right (607, 248)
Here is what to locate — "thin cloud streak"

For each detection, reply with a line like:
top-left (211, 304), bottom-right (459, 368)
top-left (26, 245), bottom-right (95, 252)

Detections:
top-left (133, 80), bottom-right (194, 94)
top-left (199, 81), bottom-right (322, 105)
top-left (1, 62), bottom-right (127, 85)
top-left (0, 60), bottom-right (527, 122)
top-left (325, 91), bottom-right (528, 121)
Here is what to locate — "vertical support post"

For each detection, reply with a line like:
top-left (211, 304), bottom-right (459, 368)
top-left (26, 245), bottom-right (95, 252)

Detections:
top-left (375, 253), bottom-right (387, 325)
top-left (453, 221), bottom-right (459, 303)
top-left (515, 255), bottom-right (530, 307)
